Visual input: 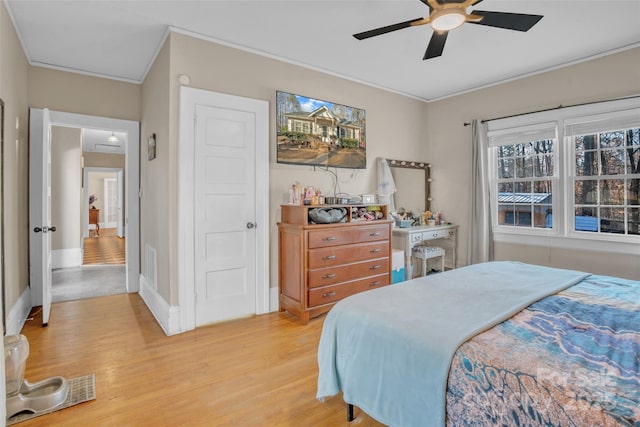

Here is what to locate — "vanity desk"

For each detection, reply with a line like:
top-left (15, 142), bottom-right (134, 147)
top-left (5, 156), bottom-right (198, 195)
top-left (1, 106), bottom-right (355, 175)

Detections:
top-left (392, 224), bottom-right (457, 280)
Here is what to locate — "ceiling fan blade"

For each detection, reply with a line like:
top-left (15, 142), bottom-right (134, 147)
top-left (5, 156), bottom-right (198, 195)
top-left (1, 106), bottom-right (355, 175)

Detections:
top-left (353, 17), bottom-right (425, 40)
top-left (468, 10), bottom-right (543, 32)
top-left (424, 31), bottom-right (448, 60)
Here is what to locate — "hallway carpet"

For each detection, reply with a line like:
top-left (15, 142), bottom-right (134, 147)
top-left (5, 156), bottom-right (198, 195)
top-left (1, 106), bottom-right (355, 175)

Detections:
top-left (52, 265), bottom-right (126, 303)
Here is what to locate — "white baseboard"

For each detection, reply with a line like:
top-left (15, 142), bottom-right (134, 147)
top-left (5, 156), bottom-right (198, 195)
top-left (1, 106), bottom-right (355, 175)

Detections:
top-left (138, 274), bottom-right (181, 336)
top-left (6, 287), bottom-right (33, 335)
top-left (52, 248), bottom-right (83, 269)
top-left (269, 286), bottom-right (279, 312)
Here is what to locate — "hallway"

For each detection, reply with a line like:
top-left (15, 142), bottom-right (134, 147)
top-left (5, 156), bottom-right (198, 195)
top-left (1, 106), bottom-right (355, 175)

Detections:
top-left (52, 227), bottom-right (126, 303)
top-left (52, 265), bottom-right (125, 303)
top-left (83, 227), bottom-right (126, 265)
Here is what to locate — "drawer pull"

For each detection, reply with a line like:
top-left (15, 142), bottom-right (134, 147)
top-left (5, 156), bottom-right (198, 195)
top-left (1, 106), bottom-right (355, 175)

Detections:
top-left (322, 255), bottom-right (336, 260)
top-left (323, 236), bottom-right (337, 241)
top-left (369, 265), bottom-right (381, 270)
top-left (322, 273), bottom-right (336, 279)
top-left (370, 248), bottom-right (381, 253)
top-left (369, 281), bottom-right (381, 287)
top-left (322, 291), bottom-right (336, 298)
top-left (433, 233), bottom-right (438, 238)
top-left (369, 232), bottom-right (381, 236)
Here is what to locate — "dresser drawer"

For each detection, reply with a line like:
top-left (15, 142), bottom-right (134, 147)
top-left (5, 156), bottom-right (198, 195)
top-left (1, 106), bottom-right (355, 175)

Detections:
top-left (308, 241), bottom-right (389, 269)
top-left (308, 274), bottom-right (390, 307)
top-left (424, 229), bottom-right (455, 240)
top-left (308, 224), bottom-right (390, 249)
top-left (308, 258), bottom-right (390, 288)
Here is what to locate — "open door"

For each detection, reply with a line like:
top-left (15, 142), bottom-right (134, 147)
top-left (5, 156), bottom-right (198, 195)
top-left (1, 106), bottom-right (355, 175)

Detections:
top-left (28, 108), bottom-right (54, 326)
top-left (117, 169), bottom-right (124, 237)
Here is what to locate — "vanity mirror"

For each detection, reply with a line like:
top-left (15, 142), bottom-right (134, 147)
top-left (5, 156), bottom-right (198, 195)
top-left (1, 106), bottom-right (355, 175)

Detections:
top-left (387, 159), bottom-right (431, 213)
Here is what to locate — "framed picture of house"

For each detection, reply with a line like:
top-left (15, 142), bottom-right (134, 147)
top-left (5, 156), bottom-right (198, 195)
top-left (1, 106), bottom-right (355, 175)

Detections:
top-left (276, 91), bottom-right (366, 169)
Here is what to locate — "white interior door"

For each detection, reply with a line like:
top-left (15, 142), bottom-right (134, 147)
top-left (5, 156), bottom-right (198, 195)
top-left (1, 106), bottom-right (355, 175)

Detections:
top-left (194, 105), bottom-right (257, 325)
top-left (103, 177), bottom-right (118, 228)
top-left (28, 108), bottom-right (53, 326)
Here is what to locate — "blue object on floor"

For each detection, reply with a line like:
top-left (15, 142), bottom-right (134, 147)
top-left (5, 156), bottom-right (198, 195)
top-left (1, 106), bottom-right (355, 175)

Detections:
top-left (392, 268), bottom-right (406, 284)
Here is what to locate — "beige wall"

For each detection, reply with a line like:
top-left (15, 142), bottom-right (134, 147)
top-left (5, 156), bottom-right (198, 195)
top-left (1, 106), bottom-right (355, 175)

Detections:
top-left (83, 152), bottom-right (125, 169)
top-left (426, 47), bottom-right (640, 279)
top-left (146, 32), bottom-right (430, 305)
top-left (1, 1), bottom-right (30, 313)
top-left (87, 171), bottom-right (116, 213)
top-left (140, 39), bottom-right (171, 302)
top-left (28, 67), bottom-right (141, 121)
top-left (51, 126), bottom-right (82, 250)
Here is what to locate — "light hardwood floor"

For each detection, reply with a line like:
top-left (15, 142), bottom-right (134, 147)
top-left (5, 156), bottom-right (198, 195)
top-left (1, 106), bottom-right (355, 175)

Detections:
top-left (18, 294), bottom-right (385, 426)
top-left (83, 228), bottom-right (126, 265)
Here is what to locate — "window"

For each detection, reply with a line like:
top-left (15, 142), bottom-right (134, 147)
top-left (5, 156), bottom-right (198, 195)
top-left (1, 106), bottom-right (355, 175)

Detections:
top-left (489, 122), bottom-right (558, 231)
top-left (293, 121), bottom-right (310, 133)
top-left (495, 139), bottom-right (554, 229)
top-left (568, 119), bottom-right (640, 236)
top-left (487, 98), bottom-right (640, 248)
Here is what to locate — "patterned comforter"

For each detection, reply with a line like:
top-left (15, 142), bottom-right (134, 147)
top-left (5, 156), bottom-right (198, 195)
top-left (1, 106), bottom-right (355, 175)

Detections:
top-left (447, 275), bottom-right (640, 426)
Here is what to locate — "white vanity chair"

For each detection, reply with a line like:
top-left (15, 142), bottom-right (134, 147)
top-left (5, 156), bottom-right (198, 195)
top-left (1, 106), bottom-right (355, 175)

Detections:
top-left (411, 245), bottom-right (446, 276)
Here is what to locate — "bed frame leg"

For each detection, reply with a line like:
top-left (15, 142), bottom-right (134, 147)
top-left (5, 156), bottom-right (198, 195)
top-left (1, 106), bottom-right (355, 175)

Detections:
top-left (347, 403), bottom-right (354, 422)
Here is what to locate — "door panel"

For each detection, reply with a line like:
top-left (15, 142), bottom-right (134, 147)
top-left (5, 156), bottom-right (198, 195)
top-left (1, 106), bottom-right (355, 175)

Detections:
top-left (194, 105), bottom-right (256, 326)
top-left (28, 108), bottom-right (52, 325)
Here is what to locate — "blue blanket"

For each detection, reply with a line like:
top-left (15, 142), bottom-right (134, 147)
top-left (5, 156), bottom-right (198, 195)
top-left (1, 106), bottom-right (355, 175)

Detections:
top-left (316, 261), bottom-right (590, 427)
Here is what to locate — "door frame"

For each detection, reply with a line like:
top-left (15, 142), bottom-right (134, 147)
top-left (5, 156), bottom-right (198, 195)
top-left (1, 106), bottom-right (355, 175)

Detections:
top-left (178, 87), bottom-right (269, 332)
top-left (83, 167), bottom-right (123, 237)
top-left (29, 110), bottom-right (140, 305)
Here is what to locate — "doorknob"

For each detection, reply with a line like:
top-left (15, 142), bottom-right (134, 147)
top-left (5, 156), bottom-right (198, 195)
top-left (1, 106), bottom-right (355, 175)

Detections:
top-left (49, 226), bottom-right (57, 232)
top-left (246, 222), bottom-right (256, 229)
top-left (33, 227), bottom-right (42, 233)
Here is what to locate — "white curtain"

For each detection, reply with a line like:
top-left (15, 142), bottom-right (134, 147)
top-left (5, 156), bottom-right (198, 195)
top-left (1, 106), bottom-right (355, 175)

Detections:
top-left (377, 158), bottom-right (396, 211)
top-left (467, 120), bottom-right (493, 264)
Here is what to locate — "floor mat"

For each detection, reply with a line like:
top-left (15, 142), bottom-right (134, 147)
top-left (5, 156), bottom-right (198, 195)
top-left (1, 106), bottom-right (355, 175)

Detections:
top-left (7, 374), bottom-right (96, 425)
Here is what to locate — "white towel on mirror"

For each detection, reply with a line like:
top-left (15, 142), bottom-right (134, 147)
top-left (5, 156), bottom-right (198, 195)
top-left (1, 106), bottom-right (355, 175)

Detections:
top-left (377, 157), bottom-right (396, 211)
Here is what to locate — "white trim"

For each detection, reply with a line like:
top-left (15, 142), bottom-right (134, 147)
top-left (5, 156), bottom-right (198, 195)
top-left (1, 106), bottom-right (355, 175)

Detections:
top-left (178, 86), bottom-right (270, 332)
top-left (138, 275), bottom-right (181, 336)
top-left (6, 287), bottom-right (32, 336)
top-left (51, 248), bottom-right (82, 269)
top-left (269, 286), bottom-right (279, 313)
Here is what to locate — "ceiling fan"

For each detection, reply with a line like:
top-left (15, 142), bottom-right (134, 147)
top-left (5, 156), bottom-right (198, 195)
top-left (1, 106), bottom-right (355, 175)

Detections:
top-left (353, 0), bottom-right (543, 60)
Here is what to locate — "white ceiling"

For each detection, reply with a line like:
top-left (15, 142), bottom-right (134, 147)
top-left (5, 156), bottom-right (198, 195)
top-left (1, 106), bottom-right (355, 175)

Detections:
top-left (6, 0), bottom-right (640, 102)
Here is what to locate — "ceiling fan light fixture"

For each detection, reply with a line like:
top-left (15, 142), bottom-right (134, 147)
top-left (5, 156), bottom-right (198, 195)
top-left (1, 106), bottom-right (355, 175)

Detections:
top-left (107, 132), bottom-right (119, 143)
top-left (430, 10), bottom-right (466, 32)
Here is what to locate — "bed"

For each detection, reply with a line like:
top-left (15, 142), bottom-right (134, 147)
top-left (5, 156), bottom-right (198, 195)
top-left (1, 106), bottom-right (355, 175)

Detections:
top-left (317, 261), bottom-right (640, 426)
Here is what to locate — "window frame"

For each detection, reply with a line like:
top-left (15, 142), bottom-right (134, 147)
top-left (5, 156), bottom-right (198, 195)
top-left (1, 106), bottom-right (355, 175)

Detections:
top-left (487, 97), bottom-right (640, 254)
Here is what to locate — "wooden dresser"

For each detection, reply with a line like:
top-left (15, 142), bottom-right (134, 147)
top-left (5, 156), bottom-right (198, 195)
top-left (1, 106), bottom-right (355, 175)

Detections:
top-left (278, 204), bottom-right (393, 324)
top-left (89, 208), bottom-right (100, 236)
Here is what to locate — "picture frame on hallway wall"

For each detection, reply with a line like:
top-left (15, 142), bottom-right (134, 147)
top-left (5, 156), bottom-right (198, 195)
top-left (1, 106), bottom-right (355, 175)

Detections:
top-left (147, 133), bottom-right (156, 161)
top-left (275, 91), bottom-right (366, 169)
